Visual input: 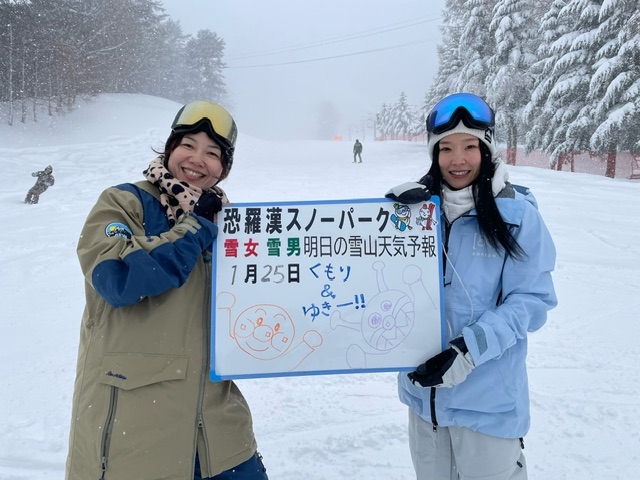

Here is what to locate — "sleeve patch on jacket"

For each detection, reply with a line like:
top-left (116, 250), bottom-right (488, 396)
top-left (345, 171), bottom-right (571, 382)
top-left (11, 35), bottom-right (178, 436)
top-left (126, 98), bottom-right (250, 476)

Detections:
top-left (105, 222), bottom-right (133, 239)
top-left (469, 323), bottom-right (488, 356)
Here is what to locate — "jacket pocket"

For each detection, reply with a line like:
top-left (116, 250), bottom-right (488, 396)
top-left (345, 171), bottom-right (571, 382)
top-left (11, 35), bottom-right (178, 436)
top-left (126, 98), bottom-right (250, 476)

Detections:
top-left (99, 353), bottom-right (188, 389)
top-left (96, 354), bottom-right (189, 478)
top-left (440, 356), bottom-right (517, 414)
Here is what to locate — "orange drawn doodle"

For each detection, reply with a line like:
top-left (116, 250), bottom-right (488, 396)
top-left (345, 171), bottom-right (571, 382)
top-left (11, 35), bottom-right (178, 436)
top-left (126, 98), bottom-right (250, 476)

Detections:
top-left (217, 292), bottom-right (323, 370)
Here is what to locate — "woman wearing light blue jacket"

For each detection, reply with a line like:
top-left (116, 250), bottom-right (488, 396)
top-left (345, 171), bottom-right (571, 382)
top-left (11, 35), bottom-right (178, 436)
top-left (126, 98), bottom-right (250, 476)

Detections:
top-left (386, 93), bottom-right (557, 480)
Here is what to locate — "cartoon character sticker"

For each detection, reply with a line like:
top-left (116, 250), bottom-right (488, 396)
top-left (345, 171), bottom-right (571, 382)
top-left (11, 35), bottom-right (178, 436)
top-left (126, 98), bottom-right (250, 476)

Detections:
top-left (416, 203), bottom-right (438, 231)
top-left (390, 203), bottom-right (413, 231)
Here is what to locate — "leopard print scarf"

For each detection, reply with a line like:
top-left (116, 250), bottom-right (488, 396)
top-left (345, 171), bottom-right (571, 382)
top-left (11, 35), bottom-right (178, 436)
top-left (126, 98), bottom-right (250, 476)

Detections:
top-left (143, 156), bottom-right (227, 227)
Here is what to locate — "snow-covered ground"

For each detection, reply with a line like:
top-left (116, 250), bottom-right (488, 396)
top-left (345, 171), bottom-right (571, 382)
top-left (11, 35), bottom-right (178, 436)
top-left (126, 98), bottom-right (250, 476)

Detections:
top-left (1, 94), bottom-right (639, 479)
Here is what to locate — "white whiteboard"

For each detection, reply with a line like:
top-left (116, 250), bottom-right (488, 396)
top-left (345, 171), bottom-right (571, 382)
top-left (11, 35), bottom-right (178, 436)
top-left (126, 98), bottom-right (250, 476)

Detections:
top-left (210, 197), bottom-right (444, 380)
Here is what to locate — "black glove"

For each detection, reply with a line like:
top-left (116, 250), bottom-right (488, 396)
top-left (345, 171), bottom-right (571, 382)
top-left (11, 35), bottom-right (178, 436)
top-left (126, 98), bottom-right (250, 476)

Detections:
top-left (408, 337), bottom-right (474, 388)
top-left (193, 191), bottom-right (222, 220)
top-left (385, 178), bottom-right (432, 204)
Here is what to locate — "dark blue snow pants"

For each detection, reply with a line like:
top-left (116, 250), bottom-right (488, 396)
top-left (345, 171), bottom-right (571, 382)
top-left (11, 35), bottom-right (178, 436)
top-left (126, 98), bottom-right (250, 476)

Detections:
top-left (194, 451), bottom-right (268, 480)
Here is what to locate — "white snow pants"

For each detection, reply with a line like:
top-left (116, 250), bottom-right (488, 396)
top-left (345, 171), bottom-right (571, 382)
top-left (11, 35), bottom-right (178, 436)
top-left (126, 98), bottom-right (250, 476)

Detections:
top-left (408, 408), bottom-right (527, 480)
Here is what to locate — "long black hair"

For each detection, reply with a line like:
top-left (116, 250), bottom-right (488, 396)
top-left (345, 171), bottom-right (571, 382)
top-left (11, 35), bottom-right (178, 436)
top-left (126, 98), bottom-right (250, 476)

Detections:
top-left (420, 142), bottom-right (526, 260)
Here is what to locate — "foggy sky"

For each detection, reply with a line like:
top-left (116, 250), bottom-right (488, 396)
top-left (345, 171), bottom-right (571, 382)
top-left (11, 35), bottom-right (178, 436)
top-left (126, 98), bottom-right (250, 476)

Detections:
top-left (160, 0), bottom-right (445, 140)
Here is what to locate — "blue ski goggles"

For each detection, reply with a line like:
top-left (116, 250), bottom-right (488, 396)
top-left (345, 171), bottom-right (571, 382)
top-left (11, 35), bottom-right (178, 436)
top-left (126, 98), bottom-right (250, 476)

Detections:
top-left (426, 93), bottom-right (495, 135)
top-left (171, 101), bottom-right (238, 160)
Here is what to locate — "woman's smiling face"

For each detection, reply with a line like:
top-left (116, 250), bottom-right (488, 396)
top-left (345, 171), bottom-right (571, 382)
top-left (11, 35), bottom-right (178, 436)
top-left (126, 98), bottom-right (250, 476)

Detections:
top-left (437, 133), bottom-right (482, 190)
top-left (167, 131), bottom-right (224, 190)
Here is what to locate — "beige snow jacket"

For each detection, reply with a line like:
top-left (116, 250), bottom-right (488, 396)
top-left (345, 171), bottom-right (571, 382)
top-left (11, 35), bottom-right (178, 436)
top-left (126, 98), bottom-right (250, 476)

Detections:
top-left (65, 181), bottom-right (257, 480)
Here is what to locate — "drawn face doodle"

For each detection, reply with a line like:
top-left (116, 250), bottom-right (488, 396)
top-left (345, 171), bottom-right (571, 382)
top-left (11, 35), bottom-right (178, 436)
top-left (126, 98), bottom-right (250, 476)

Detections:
top-left (396, 205), bottom-right (411, 218)
top-left (419, 205), bottom-right (430, 218)
top-left (233, 305), bottom-right (295, 360)
top-left (361, 291), bottom-right (414, 352)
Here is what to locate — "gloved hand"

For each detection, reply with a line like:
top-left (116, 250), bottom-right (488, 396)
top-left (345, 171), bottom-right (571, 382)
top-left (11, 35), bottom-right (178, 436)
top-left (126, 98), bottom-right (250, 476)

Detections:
top-left (385, 178), bottom-right (432, 204)
top-left (408, 337), bottom-right (474, 388)
top-left (193, 191), bottom-right (222, 220)
top-left (178, 214), bottom-right (218, 248)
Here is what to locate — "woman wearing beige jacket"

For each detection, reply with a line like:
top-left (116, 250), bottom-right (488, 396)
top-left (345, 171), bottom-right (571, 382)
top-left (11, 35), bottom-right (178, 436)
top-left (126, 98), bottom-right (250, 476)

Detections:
top-left (65, 101), bottom-right (268, 480)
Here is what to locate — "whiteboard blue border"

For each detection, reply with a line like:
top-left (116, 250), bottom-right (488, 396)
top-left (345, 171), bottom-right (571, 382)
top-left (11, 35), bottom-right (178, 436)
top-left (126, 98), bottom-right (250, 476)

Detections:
top-left (210, 196), bottom-right (445, 381)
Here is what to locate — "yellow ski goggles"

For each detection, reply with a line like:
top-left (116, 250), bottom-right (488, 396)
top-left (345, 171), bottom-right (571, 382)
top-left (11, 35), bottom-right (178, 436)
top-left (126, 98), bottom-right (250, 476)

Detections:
top-left (171, 101), bottom-right (238, 164)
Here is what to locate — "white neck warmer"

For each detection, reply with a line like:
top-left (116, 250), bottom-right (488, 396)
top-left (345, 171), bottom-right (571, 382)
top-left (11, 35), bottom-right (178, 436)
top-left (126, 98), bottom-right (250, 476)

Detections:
top-left (441, 160), bottom-right (509, 222)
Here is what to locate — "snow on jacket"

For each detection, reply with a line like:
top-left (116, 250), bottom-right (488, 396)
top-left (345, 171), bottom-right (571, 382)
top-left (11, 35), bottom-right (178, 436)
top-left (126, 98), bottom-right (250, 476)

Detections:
top-left (398, 184), bottom-right (557, 439)
top-left (65, 180), bottom-right (257, 480)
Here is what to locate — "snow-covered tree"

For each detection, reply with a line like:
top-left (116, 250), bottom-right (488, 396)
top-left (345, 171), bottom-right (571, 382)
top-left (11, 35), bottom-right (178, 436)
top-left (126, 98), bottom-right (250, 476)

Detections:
top-left (414, 91), bottom-right (430, 139)
top-left (182, 30), bottom-right (227, 104)
top-left (526, 0), bottom-right (602, 168)
top-left (141, 18), bottom-right (188, 101)
top-left (390, 92), bottom-right (416, 140)
top-left (0, 1), bottom-right (230, 123)
top-left (375, 103), bottom-right (392, 141)
top-left (424, 0), bottom-right (467, 108)
top-left (550, 1), bottom-right (607, 169)
top-left (585, 0), bottom-right (640, 177)
top-left (523, 0), bottom-right (591, 170)
top-left (422, 0), bottom-right (638, 174)
top-left (485, 0), bottom-right (538, 165)
top-left (453, 0), bottom-right (496, 97)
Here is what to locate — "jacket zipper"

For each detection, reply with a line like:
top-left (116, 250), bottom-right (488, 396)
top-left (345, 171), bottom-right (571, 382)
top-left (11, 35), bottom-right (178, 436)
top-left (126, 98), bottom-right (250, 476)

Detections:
top-left (442, 217), bottom-right (452, 277)
top-left (99, 386), bottom-right (118, 480)
top-left (430, 216), bottom-right (452, 433)
top-left (193, 252), bottom-right (213, 474)
top-left (429, 387), bottom-right (438, 432)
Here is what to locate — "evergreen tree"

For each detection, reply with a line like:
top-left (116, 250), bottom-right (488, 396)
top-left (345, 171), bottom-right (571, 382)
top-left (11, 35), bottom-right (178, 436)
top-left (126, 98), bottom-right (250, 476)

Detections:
top-left (414, 91), bottom-right (430, 139)
top-left (141, 18), bottom-right (189, 101)
top-left (77, 0), bottom-right (167, 94)
top-left (182, 30), bottom-right (228, 104)
top-left (425, 0), bottom-right (466, 109)
top-left (556, 1), bottom-right (606, 168)
top-left (486, 0), bottom-right (538, 165)
top-left (523, 0), bottom-right (587, 170)
top-left (0, 0), bottom-right (230, 124)
top-left (391, 92), bottom-right (415, 140)
top-left (585, 0), bottom-right (640, 177)
top-left (454, 0), bottom-right (496, 97)
top-left (376, 103), bottom-right (392, 141)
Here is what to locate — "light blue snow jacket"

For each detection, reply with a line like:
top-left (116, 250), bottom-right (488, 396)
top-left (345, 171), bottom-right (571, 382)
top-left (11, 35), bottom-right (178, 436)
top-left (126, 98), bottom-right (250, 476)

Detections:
top-left (398, 184), bottom-right (557, 438)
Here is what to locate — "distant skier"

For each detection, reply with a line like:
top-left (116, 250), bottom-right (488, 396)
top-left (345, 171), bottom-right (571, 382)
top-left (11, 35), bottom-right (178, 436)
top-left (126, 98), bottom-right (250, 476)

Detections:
top-left (353, 139), bottom-right (363, 163)
top-left (25, 165), bottom-right (55, 204)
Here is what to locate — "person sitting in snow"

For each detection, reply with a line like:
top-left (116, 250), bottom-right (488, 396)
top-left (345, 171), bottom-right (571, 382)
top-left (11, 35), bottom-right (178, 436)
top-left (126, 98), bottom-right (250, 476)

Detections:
top-left (25, 165), bottom-right (55, 204)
